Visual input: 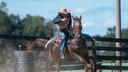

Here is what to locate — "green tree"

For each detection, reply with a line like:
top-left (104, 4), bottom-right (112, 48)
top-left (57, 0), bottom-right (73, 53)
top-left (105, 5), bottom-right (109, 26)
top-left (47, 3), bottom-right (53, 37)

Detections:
top-left (122, 28), bottom-right (128, 39)
top-left (9, 14), bottom-right (22, 35)
top-left (104, 26), bottom-right (115, 38)
top-left (0, 1), bottom-right (7, 12)
top-left (0, 9), bottom-right (12, 34)
top-left (21, 14), bottom-right (55, 37)
top-left (21, 15), bottom-right (45, 36)
top-left (44, 20), bottom-right (55, 37)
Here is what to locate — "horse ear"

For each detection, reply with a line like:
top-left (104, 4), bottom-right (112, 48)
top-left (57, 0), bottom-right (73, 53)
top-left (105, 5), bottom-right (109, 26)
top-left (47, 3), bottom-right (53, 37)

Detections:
top-left (80, 15), bottom-right (82, 20)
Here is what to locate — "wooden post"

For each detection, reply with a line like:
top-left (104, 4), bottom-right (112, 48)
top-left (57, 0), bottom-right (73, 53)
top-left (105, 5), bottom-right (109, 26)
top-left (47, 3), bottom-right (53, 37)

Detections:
top-left (115, 0), bottom-right (121, 72)
top-left (92, 41), bottom-right (96, 72)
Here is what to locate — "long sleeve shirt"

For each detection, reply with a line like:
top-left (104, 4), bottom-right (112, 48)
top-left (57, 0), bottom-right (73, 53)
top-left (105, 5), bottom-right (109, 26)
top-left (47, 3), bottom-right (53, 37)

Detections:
top-left (53, 13), bottom-right (72, 30)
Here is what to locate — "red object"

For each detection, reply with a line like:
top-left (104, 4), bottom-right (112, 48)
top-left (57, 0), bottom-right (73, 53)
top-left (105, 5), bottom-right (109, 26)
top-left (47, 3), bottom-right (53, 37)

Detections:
top-left (54, 35), bottom-right (61, 44)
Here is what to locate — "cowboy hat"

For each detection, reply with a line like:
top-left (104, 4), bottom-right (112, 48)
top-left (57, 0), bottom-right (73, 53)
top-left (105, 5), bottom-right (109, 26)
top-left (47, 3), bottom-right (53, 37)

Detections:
top-left (58, 8), bottom-right (69, 14)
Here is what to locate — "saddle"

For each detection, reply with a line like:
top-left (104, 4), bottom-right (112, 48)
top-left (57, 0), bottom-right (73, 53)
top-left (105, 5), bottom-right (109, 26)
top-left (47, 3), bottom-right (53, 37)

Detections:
top-left (53, 35), bottom-right (61, 44)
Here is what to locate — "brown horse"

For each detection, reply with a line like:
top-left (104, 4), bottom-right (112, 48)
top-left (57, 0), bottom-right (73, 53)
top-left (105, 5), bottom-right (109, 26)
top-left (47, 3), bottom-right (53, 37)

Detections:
top-left (67, 16), bottom-right (92, 72)
top-left (44, 16), bottom-right (93, 72)
top-left (26, 16), bottom-right (94, 72)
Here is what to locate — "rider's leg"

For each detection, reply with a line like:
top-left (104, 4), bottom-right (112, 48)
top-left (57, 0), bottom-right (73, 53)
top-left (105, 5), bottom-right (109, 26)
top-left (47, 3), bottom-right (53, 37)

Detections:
top-left (59, 32), bottom-right (65, 59)
top-left (63, 28), bottom-right (70, 42)
top-left (59, 32), bottom-right (65, 53)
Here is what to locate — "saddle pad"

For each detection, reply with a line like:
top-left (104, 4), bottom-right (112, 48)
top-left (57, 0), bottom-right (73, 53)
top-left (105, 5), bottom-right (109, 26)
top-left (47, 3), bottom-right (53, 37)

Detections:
top-left (54, 35), bottom-right (61, 44)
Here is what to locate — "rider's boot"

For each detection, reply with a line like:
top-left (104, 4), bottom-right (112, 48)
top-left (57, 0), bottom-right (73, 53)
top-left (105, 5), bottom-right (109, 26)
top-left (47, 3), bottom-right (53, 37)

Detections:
top-left (60, 51), bottom-right (64, 59)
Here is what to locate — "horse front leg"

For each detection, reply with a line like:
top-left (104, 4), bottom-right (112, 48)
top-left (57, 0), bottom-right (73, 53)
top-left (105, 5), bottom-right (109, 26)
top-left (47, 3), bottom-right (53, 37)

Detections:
top-left (83, 63), bottom-right (92, 72)
top-left (71, 52), bottom-right (89, 72)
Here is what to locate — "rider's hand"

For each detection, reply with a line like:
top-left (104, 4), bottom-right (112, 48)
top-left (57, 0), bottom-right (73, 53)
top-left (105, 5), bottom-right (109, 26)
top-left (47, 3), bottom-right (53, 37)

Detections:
top-left (61, 18), bottom-right (67, 22)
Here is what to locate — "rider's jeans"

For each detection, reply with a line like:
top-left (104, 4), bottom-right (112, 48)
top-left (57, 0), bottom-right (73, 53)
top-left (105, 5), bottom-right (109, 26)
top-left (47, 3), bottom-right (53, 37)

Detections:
top-left (59, 32), bottom-right (65, 52)
top-left (59, 28), bottom-right (70, 53)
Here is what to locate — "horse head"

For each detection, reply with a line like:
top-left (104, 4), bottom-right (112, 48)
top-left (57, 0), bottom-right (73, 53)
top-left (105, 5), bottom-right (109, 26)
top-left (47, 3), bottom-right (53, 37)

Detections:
top-left (71, 15), bottom-right (83, 41)
top-left (68, 15), bottom-right (92, 72)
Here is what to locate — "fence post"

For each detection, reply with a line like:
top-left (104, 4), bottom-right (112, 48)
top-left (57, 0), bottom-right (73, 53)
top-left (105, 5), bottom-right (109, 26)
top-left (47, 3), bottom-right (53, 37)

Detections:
top-left (115, 0), bottom-right (121, 72)
top-left (92, 39), bottom-right (97, 72)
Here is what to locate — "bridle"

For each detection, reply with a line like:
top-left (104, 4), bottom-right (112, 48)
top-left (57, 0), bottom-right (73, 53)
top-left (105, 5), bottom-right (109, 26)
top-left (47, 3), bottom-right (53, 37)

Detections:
top-left (72, 17), bottom-right (82, 36)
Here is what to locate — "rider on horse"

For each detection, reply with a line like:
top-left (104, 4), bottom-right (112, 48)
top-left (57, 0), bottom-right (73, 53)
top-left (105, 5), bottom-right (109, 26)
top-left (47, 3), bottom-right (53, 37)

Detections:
top-left (52, 8), bottom-right (72, 58)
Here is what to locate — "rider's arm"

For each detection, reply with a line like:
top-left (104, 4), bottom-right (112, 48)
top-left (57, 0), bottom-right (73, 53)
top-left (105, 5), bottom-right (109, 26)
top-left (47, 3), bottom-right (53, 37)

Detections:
top-left (53, 15), bottom-right (62, 24)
